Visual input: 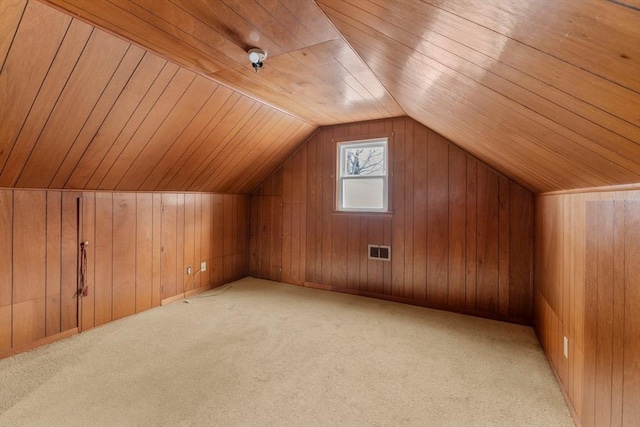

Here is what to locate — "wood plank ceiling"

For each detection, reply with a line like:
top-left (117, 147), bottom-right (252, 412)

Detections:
top-left (317, 0), bottom-right (640, 193)
top-left (1, 0), bottom-right (639, 193)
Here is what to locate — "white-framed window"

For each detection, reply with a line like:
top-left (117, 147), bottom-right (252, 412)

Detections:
top-left (337, 138), bottom-right (388, 212)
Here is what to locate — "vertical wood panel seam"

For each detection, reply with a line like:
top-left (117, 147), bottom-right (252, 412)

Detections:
top-left (623, 196), bottom-right (635, 425)
top-left (529, 192), bottom-right (534, 320)
top-left (614, 201), bottom-right (624, 426)
top-left (10, 192), bottom-right (14, 348)
top-left (464, 155), bottom-right (468, 305)
top-left (134, 194), bottom-right (138, 312)
top-left (425, 128), bottom-right (430, 301)
top-left (45, 193), bottom-right (49, 336)
top-left (474, 163), bottom-right (478, 309)
top-left (111, 194), bottom-right (114, 320)
top-left (153, 195), bottom-right (158, 303)
top-left (60, 192), bottom-right (64, 332)
top-left (58, 193), bottom-right (63, 331)
top-left (445, 143), bottom-right (449, 304)
top-left (93, 193), bottom-right (96, 326)
top-left (594, 203), bottom-right (600, 424)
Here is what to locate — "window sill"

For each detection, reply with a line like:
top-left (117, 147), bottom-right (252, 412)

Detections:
top-left (332, 210), bottom-right (393, 217)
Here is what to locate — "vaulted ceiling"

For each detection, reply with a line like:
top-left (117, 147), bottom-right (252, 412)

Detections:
top-left (1, 0), bottom-right (639, 193)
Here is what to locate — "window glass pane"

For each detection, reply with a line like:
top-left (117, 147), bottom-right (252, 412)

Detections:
top-left (343, 146), bottom-right (385, 176)
top-left (342, 178), bottom-right (384, 209)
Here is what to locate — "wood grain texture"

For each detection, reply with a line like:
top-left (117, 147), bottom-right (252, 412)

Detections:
top-left (250, 117), bottom-right (534, 324)
top-left (60, 191), bottom-right (82, 332)
top-left (0, 0), bottom-right (27, 69)
top-left (1, 189), bottom-right (248, 355)
top-left (0, 190), bottom-right (79, 348)
top-left (536, 191), bottom-right (640, 427)
top-left (135, 193), bottom-right (153, 312)
top-left (80, 192), bottom-right (95, 331)
top-left (426, 131), bottom-right (448, 306)
top-left (213, 38), bottom-right (403, 125)
top-left (112, 193), bottom-right (136, 320)
top-left (509, 185), bottom-right (532, 320)
top-left (0, 190), bottom-right (13, 352)
top-left (0, 0), bottom-right (72, 183)
top-left (623, 200), bottom-right (640, 427)
top-left (1, 0), bottom-right (316, 193)
top-left (12, 191), bottom-right (46, 346)
top-left (45, 191), bottom-right (62, 336)
top-left (151, 193), bottom-right (162, 307)
top-left (448, 145), bottom-right (466, 308)
top-left (94, 193), bottom-right (113, 326)
top-left (160, 193), bottom-right (178, 299)
top-left (15, 30), bottom-right (129, 188)
top-left (318, 0), bottom-right (640, 193)
top-left (3, 0), bottom-right (639, 195)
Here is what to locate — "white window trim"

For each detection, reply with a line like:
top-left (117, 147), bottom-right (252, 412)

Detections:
top-left (336, 138), bottom-right (389, 213)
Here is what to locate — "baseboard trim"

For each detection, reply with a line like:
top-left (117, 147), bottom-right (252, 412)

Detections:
top-left (0, 328), bottom-right (79, 360)
top-left (162, 284), bottom-right (215, 305)
top-left (161, 278), bottom-right (245, 306)
top-left (303, 281), bottom-right (332, 291)
top-left (535, 330), bottom-right (582, 427)
top-left (161, 292), bottom-right (188, 306)
top-left (299, 281), bottom-right (532, 326)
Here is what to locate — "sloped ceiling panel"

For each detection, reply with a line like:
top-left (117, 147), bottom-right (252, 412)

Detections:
top-left (37, 0), bottom-right (404, 126)
top-left (0, 0), bottom-right (315, 193)
top-left (2, 0), bottom-right (639, 194)
top-left (318, 0), bottom-right (640, 193)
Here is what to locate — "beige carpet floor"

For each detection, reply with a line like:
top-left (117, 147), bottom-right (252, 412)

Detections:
top-left (0, 277), bottom-right (573, 427)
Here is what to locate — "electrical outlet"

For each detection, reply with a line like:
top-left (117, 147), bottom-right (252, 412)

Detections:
top-left (201, 261), bottom-right (206, 272)
top-left (563, 336), bottom-right (569, 358)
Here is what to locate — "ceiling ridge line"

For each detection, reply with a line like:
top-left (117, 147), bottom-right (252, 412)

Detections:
top-left (40, 0), bottom-right (316, 127)
top-left (312, 0), bottom-right (408, 119)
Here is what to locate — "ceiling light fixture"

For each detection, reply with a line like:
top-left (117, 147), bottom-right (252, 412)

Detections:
top-left (248, 48), bottom-right (267, 72)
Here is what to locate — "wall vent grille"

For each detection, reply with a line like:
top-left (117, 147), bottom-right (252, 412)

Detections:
top-left (368, 244), bottom-right (391, 261)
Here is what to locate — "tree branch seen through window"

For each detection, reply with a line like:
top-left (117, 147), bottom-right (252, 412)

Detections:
top-left (337, 138), bottom-right (388, 212)
top-left (345, 147), bottom-right (385, 176)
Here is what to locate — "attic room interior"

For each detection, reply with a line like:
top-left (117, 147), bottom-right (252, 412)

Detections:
top-left (0, 0), bottom-right (638, 425)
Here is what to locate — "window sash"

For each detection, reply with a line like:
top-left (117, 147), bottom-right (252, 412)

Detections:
top-left (337, 138), bottom-right (388, 212)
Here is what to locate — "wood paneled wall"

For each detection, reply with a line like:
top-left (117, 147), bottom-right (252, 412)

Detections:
top-left (535, 189), bottom-right (640, 427)
top-left (80, 192), bottom-right (247, 330)
top-left (250, 117), bottom-right (534, 324)
top-left (0, 189), bottom-right (80, 357)
top-left (1, 189), bottom-right (248, 357)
